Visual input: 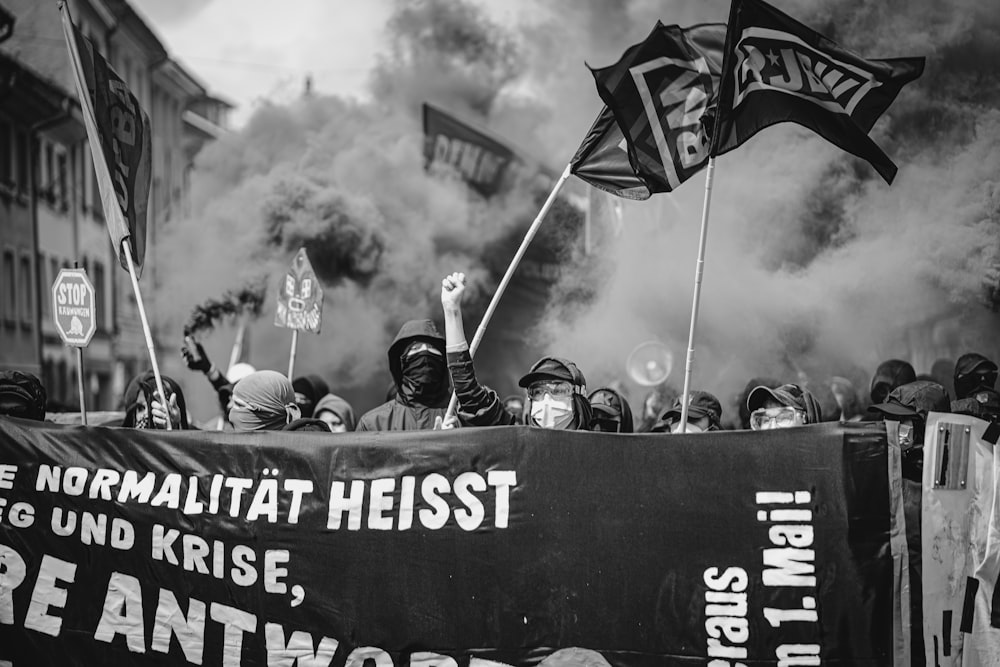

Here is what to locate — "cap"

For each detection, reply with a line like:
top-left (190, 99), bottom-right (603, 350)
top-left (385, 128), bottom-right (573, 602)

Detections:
top-left (955, 353), bottom-right (998, 377)
top-left (868, 380), bottom-right (950, 420)
top-left (662, 390), bottom-right (722, 426)
top-left (589, 388), bottom-right (624, 418)
top-left (748, 384), bottom-right (807, 413)
top-left (518, 357), bottom-right (586, 389)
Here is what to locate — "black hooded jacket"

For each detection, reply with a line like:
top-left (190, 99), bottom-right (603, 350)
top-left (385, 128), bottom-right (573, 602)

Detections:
top-left (356, 320), bottom-right (451, 431)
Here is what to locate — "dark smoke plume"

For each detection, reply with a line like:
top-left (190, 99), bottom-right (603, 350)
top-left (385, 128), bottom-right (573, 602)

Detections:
top-left (182, 278), bottom-right (268, 338)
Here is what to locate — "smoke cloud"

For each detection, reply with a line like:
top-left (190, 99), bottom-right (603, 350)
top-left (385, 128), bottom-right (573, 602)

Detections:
top-left (157, 0), bottom-right (1000, 425)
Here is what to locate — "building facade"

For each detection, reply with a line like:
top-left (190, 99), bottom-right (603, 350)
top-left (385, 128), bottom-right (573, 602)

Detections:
top-left (0, 0), bottom-right (228, 411)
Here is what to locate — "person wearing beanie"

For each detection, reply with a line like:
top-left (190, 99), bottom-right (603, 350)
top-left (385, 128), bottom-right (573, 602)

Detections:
top-left (746, 383), bottom-right (822, 430)
top-left (440, 272), bottom-right (592, 430)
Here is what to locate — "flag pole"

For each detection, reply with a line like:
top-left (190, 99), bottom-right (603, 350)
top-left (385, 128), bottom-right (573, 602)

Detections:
top-left (287, 329), bottom-right (299, 380)
top-left (677, 157), bottom-right (717, 433)
top-left (122, 240), bottom-right (172, 430)
top-left (76, 347), bottom-right (88, 426)
top-left (442, 163), bottom-right (572, 423)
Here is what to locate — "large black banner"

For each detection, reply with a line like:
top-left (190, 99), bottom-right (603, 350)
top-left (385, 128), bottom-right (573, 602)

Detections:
top-left (0, 419), bottom-right (892, 666)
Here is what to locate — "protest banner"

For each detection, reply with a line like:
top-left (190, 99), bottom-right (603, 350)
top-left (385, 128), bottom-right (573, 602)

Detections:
top-left (0, 419), bottom-right (897, 666)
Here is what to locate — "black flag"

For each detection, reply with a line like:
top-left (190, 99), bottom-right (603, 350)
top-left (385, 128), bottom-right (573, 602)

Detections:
top-left (711, 0), bottom-right (924, 184)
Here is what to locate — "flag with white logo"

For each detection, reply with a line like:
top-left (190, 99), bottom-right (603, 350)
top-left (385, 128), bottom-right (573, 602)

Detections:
top-left (710, 0), bottom-right (924, 184)
top-left (571, 23), bottom-right (726, 199)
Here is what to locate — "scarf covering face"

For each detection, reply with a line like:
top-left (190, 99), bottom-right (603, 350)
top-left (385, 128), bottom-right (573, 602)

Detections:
top-left (398, 352), bottom-right (449, 405)
top-left (229, 371), bottom-right (297, 432)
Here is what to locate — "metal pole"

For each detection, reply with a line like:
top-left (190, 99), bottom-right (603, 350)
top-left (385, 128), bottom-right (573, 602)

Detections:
top-left (122, 240), bottom-right (171, 430)
top-left (76, 347), bottom-right (87, 426)
top-left (443, 163), bottom-right (572, 422)
top-left (678, 157), bottom-right (717, 433)
top-left (287, 329), bottom-right (299, 380)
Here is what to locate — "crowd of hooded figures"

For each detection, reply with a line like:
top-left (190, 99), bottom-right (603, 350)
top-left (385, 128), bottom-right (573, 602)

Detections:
top-left (2, 273), bottom-right (997, 459)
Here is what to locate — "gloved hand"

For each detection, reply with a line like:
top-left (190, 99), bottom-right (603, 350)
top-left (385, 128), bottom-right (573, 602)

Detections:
top-left (182, 336), bottom-right (212, 373)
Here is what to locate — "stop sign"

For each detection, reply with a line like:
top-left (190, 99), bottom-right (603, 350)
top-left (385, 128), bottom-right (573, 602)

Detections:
top-left (52, 268), bottom-right (96, 347)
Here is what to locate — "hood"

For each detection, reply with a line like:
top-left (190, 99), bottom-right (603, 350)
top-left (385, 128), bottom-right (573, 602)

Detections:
top-left (387, 319), bottom-right (446, 387)
top-left (518, 356), bottom-right (587, 389)
top-left (121, 371), bottom-right (189, 429)
top-left (588, 387), bottom-right (634, 433)
top-left (292, 374), bottom-right (330, 417)
top-left (314, 393), bottom-right (356, 431)
top-left (870, 359), bottom-right (916, 403)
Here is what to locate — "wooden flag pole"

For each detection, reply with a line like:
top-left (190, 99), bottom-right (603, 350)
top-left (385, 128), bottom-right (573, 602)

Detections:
top-left (76, 347), bottom-right (88, 426)
top-left (288, 329), bottom-right (299, 380)
top-left (442, 163), bottom-right (572, 424)
top-left (677, 157), bottom-right (717, 433)
top-left (122, 239), bottom-right (172, 430)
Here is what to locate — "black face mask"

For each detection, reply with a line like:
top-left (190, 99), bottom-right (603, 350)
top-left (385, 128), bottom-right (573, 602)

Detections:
top-left (399, 353), bottom-right (448, 404)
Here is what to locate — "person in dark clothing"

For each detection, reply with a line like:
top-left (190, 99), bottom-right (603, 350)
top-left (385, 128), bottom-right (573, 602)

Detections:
top-left (951, 353), bottom-right (999, 422)
top-left (441, 272), bottom-right (592, 430)
top-left (283, 417), bottom-right (333, 432)
top-left (292, 375), bottom-right (329, 418)
top-left (869, 359), bottom-right (916, 405)
top-left (636, 385), bottom-right (678, 433)
top-left (0, 371), bottom-right (46, 421)
top-left (588, 387), bottom-right (634, 433)
top-left (734, 377), bottom-right (781, 430)
top-left (121, 371), bottom-right (191, 430)
top-left (659, 390), bottom-right (723, 433)
top-left (356, 319), bottom-right (453, 431)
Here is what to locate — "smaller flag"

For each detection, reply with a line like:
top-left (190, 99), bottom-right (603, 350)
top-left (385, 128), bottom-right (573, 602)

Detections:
top-left (60, 4), bottom-right (152, 275)
top-left (571, 23), bottom-right (726, 199)
top-left (710, 0), bottom-right (924, 184)
top-left (422, 103), bottom-right (517, 198)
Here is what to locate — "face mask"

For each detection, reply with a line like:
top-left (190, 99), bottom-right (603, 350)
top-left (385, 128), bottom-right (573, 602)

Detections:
top-left (670, 421), bottom-right (705, 434)
top-left (531, 395), bottom-right (574, 430)
top-left (399, 353), bottom-right (447, 402)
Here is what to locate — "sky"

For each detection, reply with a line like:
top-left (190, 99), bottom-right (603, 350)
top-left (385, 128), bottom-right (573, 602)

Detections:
top-left (130, 0), bottom-right (532, 127)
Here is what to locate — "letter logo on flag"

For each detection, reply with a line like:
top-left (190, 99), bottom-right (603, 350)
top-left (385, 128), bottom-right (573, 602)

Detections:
top-left (60, 4), bottom-right (152, 275)
top-left (571, 23), bottom-right (726, 199)
top-left (710, 0), bottom-right (924, 184)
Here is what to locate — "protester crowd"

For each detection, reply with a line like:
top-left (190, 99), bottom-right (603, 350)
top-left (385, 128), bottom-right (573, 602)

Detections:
top-left (1, 273), bottom-right (997, 448)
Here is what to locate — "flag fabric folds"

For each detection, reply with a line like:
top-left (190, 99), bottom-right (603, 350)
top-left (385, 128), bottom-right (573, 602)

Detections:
top-left (60, 7), bottom-right (152, 275)
top-left (571, 23), bottom-right (726, 199)
top-left (711, 0), bottom-right (924, 184)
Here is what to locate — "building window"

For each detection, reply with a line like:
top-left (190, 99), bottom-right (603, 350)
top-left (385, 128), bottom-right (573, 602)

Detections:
top-left (15, 132), bottom-right (29, 194)
top-left (57, 152), bottom-right (68, 210)
top-left (19, 254), bottom-right (32, 329)
top-left (2, 250), bottom-right (15, 326)
top-left (93, 261), bottom-right (106, 332)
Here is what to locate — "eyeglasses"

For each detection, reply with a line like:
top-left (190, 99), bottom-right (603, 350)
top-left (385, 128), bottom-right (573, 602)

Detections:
top-left (405, 342), bottom-right (442, 358)
top-left (749, 406), bottom-right (806, 430)
top-left (528, 380), bottom-right (574, 401)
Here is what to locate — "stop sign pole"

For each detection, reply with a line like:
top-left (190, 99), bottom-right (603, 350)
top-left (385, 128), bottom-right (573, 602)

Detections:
top-left (52, 266), bottom-right (96, 425)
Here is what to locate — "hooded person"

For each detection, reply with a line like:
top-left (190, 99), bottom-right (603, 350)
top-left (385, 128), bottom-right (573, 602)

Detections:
top-left (121, 371), bottom-right (191, 430)
top-left (869, 359), bottom-right (917, 405)
top-left (228, 371), bottom-right (301, 432)
top-left (951, 353), bottom-right (999, 422)
top-left (356, 319), bottom-right (452, 431)
top-left (746, 383), bottom-right (822, 430)
top-left (440, 272), bottom-right (592, 430)
top-left (314, 393), bottom-right (356, 432)
top-left (588, 387), bottom-right (634, 433)
top-left (0, 371), bottom-right (46, 421)
top-left (292, 375), bottom-right (330, 418)
top-left (659, 390), bottom-right (723, 434)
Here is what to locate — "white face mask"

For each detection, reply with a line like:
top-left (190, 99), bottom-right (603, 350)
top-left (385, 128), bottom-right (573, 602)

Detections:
top-left (669, 421), bottom-right (704, 434)
top-left (530, 395), bottom-right (574, 430)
